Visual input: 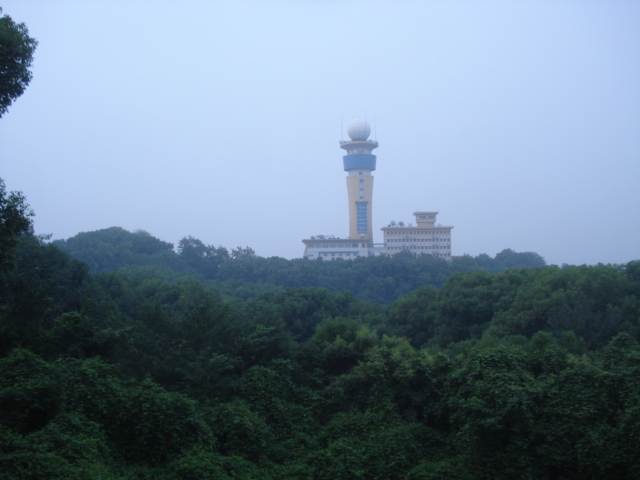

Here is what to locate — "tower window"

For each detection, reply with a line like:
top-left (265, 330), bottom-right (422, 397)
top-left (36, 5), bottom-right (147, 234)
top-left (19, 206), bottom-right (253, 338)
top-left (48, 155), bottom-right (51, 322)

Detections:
top-left (356, 203), bottom-right (367, 233)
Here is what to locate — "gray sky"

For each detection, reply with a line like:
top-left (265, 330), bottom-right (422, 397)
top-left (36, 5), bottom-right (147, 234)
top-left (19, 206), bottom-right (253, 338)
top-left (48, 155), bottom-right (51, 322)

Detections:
top-left (1, 1), bottom-right (639, 266)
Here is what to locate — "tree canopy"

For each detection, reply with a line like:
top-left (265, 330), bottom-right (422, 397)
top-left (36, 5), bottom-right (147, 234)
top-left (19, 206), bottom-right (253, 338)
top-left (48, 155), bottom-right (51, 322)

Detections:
top-left (3, 195), bottom-right (640, 478)
top-left (0, 10), bottom-right (37, 117)
top-left (0, 178), bottom-right (33, 271)
top-left (3, 10), bottom-right (639, 476)
top-left (54, 226), bottom-right (547, 305)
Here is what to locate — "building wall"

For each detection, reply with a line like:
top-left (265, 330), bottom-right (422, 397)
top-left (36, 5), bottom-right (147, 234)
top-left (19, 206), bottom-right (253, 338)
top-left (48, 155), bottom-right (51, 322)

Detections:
top-left (303, 239), bottom-right (371, 259)
top-left (382, 226), bottom-right (452, 259)
top-left (346, 171), bottom-right (374, 241)
top-left (382, 213), bottom-right (453, 260)
top-left (303, 211), bottom-right (454, 261)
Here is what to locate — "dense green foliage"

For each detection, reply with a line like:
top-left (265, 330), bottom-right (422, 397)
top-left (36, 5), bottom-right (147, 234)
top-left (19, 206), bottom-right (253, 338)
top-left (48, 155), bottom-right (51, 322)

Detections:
top-left (0, 11), bottom-right (38, 117)
top-left (54, 227), bottom-right (545, 303)
top-left (7, 9), bottom-right (639, 478)
top-left (3, 207), bottom-right (640, 478)
top-left (0, 179), bottom-right (33, 271)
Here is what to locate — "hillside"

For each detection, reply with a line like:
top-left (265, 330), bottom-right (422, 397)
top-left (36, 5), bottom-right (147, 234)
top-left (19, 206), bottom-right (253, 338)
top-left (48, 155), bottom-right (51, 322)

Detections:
top-left (1, 224), bottom-right (639, 477)
top-left (54, 227), bottom-right (546, 303)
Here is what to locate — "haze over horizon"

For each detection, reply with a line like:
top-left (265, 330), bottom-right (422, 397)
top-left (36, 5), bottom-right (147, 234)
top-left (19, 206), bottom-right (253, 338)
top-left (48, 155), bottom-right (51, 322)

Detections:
top-left (1, 1), bottom-right (639, 266)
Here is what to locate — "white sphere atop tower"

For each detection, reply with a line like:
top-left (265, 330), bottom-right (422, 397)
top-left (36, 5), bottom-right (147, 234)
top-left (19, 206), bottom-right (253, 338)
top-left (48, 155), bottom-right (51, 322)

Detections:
top-left (347, 118), bottom-right (371, 141)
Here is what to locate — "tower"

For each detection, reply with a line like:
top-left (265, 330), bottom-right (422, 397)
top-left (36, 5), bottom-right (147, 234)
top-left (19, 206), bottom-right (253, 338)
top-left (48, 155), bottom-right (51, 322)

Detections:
top-left (340, 119), bottom-right (378, 243)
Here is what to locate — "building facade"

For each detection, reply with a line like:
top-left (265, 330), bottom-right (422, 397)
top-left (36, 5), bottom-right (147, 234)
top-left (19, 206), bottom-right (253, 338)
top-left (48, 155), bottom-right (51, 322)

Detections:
top-left (382, 211), bottom-right (453, 259)
top-left (302, 237), bottom-right (371, 260)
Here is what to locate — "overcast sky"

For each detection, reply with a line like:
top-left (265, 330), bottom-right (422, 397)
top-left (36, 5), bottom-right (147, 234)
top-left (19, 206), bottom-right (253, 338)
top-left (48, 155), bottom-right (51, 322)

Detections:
top-left (1, 1), bottom-right (639, 266)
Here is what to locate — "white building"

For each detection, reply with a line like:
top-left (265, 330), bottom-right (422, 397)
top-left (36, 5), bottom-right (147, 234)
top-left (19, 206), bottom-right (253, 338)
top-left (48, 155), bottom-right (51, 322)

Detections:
top-left (302, 237), bottom-right (371, 260)
top-left (382, 212), bottom-right (453, 260)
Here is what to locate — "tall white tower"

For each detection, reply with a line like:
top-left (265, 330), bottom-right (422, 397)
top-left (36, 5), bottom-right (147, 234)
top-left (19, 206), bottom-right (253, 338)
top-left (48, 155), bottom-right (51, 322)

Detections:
top-left (340, 119), bottom-right (378, 242)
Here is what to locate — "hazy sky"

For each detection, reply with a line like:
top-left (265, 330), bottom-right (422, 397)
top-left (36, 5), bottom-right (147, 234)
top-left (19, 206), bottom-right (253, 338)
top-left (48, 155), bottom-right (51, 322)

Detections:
top-left (2, 1), bottom-right (639, 266)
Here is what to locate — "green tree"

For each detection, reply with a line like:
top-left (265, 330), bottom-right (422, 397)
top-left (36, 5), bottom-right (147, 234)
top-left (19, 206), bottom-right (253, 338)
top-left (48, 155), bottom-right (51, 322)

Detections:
top-left (178, 236), bottom-right (229, 279)
top-left (231, 246), bottom-right (256, 260)
top-left (0, 178), bottom-right (33, 271)
top-left (54, 227), bottom-right (183, 274)
top-left (494, 248), bottom-right (546, 271)
top-left (308, 410), bottom-right (430, 480)
top-left (0, 234), bottom-right (95, 355)
top-left (386, 285), bottom-right (438, 347)
top-left (169, 448), bottom-right (260, 480)
top-left (0, 10), bottom-right (37, 117)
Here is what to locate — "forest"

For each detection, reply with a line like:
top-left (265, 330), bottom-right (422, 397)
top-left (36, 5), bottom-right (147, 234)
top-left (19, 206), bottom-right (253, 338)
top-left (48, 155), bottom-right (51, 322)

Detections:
top-left (3, 6), bottom-right (640, 478)
top-left (2, 182), bottom-right (640, 479)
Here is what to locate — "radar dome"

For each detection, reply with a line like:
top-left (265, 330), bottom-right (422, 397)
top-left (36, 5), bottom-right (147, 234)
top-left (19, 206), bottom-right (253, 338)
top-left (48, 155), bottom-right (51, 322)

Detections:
top-left (347, 118), bottom-right (371, 141)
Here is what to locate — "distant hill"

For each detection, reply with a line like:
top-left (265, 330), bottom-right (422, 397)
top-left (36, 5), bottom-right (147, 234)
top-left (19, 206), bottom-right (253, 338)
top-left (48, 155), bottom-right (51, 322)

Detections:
top-left (54, 227), bottom-right (179, 271)
top-left (53, 227), bottom-right (547, 303)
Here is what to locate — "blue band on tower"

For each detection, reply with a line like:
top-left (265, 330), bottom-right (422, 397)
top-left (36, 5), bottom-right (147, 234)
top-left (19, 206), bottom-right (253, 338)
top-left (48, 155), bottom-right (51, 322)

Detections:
top-left (343, 154), bottom-right (376, 171)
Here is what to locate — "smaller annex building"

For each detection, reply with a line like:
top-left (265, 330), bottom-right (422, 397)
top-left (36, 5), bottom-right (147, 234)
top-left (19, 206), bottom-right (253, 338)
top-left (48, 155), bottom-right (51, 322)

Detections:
top-left (302, 238), bottom-right (372, 260)
top-left (382, 212), bottom-right (453, 260)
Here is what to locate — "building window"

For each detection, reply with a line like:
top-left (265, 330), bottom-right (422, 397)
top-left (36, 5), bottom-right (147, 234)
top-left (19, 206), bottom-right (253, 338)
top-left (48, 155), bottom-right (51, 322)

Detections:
top-left (356, 203), bottom-right (367, 233)
top-left (359, 179), bottom-right (364, 184)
